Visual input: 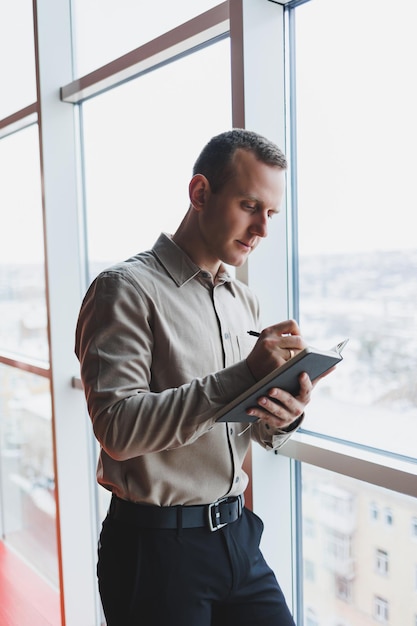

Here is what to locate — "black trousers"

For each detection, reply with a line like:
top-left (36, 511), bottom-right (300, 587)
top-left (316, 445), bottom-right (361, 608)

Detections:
top-left (97, 506), bottom-right (296, 626)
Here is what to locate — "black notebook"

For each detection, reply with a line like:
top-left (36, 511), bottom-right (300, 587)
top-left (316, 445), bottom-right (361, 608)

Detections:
top-left (215, 339), bottom-right (349, 423)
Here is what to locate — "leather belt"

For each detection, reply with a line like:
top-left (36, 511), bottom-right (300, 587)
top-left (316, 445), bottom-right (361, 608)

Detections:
top-left (109, 494), bottom-right (244, 532)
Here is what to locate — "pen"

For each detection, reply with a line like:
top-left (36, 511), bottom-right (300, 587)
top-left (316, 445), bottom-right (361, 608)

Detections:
top-left (247, 330), bottom-right (261, 337)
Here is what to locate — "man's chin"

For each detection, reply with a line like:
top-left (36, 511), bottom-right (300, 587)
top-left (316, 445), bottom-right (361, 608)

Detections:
top-left (236, 250), bottom-right (253, 266)
top-left (223, 256), bottom-right (246, 268)
top-left (221, 249), bottom-right (252, 268)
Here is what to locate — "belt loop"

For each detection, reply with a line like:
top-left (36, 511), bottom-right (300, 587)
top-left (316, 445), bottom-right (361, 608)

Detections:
top-left (238, 494), bottom-right (243, 516)
top-left (176, 505), bottom-right (183, 537)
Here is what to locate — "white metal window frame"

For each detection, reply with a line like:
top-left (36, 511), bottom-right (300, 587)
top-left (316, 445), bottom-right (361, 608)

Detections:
top-left (0, 0), bottom-right (414, 624)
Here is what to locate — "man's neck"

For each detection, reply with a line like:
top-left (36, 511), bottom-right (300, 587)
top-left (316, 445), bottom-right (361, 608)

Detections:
top-left (172, 212), bottom-right (221, 278)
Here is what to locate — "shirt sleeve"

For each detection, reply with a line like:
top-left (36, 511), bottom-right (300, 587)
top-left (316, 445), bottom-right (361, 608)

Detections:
top-left (75, 271), bottom-right (257, 461)
top-left (251, 413), bottom-right (304, 450)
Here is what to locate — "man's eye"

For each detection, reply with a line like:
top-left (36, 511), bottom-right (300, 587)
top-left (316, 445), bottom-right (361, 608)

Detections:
top-left (243, 203), bottom-right (257, 211)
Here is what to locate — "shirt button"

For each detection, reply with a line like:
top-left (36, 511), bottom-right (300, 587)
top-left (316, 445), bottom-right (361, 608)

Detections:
top-left (235, 477), bottom-right (240, 483)
top-left (224, 332), bottom-right (230, 339)
top-left (230, 428), bottom-right (233, 435)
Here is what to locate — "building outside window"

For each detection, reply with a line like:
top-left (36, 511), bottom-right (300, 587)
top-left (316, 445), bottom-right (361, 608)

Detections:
top-left (375, 549), bottom-right (389, 576)
top-left (384, 509), bottom-right (394, 527)
top-left (370, 502), bottom-right (379, 522)
top-left (335, 575), bottom-right (352, 602)
top-left (374, 596), bottom-right (389, 623)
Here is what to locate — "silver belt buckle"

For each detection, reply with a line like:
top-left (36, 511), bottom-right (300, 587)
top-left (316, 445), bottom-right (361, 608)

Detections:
top-left (208, 496), bottom-right (229, 532)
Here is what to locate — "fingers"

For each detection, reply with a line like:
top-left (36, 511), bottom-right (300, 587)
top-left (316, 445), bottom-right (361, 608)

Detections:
top-left (258, 322), bottom-right (306, 356)
top-left (265, 319), bottom-right (301, 336)
top-left (297, 372), bottom-right (313, 400)
top-left (246, 320), bottom-right (307, 381)
top-left (246, 373), bottom-right (313, 429)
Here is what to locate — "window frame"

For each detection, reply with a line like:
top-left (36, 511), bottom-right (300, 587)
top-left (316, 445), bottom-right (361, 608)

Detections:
top-left (374, 595), bottom-right (389, 623)
top-left (375, 548), bottom-right (389, 576)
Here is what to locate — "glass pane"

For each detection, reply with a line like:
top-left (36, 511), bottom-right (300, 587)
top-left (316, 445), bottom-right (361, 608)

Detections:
top-left (0, 365), bottom-right (58, 586)
top-left (0, 0), bottom-right (37, 119)
top-left (302, 463), bottom-right (417, 626)
top-left (294, 0), bottom-right (417, 456)
top-left (81, 39), bottom-right (232, 281)
top-left (0, 126), bottom-right (48, 362)
top-left (71, 0), bottom-right (220, 76)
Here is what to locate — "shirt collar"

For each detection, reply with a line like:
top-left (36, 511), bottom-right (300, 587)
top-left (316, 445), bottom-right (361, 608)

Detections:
top-left (153, 232), bottom-right (235, 294)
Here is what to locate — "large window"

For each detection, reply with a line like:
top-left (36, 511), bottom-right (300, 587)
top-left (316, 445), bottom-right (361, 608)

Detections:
top-left (0, 0), bottom-right (36, 118)
top-left (293, 0), bottom-right (417, 457)
top-left (72, 0), bottom-right (221, 76)
top-left (302, 463), bottom-right (417, 626)
top-left (0, 125), bottom-right (58, 585)
top-left (0, 127), bottom-right (48, 361)
top-left (290, 3), bottom-right (417, 623)
top-left (82, 38), bottom-right (231, 282)
top-left (0, 367), bottom-right (57, 585)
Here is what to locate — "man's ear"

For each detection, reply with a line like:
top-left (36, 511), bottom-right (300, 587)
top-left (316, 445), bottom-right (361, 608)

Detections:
top-left (189, 174), bottom-right (210, 211)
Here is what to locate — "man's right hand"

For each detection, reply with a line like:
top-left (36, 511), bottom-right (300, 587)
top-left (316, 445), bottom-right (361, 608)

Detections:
top-left (246, 319), bottom-right (306, 382)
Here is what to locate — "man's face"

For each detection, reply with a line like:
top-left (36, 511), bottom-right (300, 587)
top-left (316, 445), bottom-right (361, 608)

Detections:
top-left (198, 149), bottom-right (286, 268)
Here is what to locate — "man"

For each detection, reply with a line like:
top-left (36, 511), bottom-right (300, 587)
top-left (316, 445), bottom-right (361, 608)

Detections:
top-left (75, 129), bottom-right (322, 625)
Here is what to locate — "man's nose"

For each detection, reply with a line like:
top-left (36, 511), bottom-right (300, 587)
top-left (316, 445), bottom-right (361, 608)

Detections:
top-left (250, 215), bottom-right (268, 238)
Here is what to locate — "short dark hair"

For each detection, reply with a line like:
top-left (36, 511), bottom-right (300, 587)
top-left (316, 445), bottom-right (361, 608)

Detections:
top-left (192, 128), bottom-right (287, 193)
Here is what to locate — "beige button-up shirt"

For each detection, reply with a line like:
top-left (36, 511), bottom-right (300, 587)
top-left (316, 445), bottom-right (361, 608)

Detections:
top-left (75, 233), bottom-right (298, 505)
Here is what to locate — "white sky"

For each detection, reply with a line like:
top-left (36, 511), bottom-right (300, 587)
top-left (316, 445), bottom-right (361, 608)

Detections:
top-left (294, 0), bottom-right (417, 256)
